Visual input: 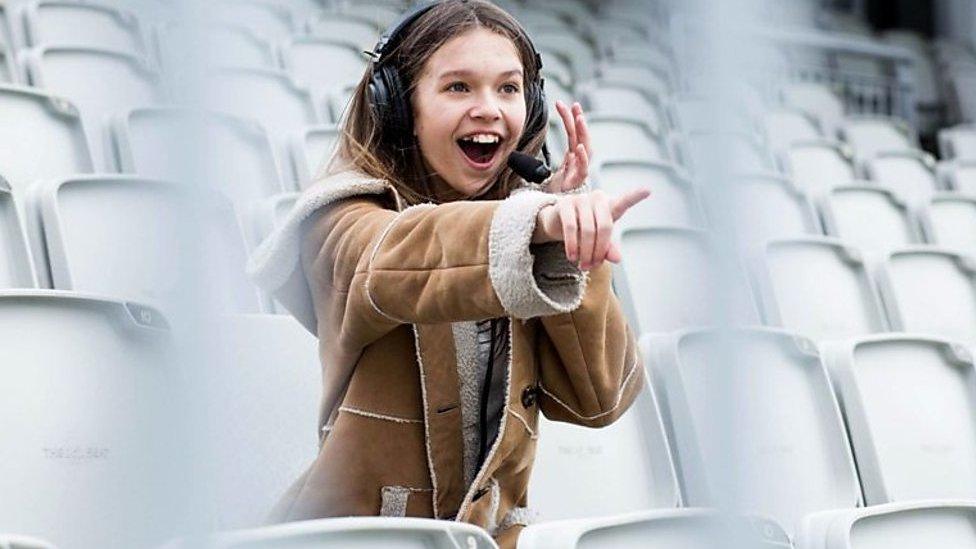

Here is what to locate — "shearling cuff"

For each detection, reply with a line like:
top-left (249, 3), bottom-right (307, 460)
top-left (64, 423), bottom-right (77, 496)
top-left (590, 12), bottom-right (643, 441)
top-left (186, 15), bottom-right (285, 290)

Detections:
top-left (488, 190), bottom-right (587, 318)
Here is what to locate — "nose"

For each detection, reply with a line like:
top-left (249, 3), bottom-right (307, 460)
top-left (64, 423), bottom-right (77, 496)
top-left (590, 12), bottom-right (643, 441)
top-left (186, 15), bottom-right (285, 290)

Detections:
top-left (468, 90), bottom-right (502, 121)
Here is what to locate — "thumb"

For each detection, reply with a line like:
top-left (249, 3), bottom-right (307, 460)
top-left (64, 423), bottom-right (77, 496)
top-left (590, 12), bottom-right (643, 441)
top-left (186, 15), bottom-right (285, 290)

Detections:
top-left (605, 241), bottom-right (623, 263)
top-left (610, 187), bottom-right (651, 221)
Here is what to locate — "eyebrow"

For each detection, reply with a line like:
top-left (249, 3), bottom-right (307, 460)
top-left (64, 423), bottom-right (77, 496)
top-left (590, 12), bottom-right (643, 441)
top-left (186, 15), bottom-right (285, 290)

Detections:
top-left (437, 69), bottom-right (523, 80)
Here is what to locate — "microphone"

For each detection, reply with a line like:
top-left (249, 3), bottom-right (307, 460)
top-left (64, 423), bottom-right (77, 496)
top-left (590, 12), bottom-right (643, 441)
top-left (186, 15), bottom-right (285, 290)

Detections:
top-left (507, 152), bottom-right (551, 184)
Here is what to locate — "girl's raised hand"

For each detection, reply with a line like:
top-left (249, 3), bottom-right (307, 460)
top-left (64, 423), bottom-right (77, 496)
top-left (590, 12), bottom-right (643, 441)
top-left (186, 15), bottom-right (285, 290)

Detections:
top-left (533, 187), bottom-right (651, 271)
top-left (545, 101), bottom-right (592, 194)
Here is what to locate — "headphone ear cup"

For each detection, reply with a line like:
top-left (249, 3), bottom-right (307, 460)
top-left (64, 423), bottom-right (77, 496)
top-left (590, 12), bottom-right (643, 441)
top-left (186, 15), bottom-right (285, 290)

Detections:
top-left (519, 82), bottom-right (548, 149)
top-left (368, 67), bottom-right (392, 125)
top-left (382, 65), bottom-right (412, 135)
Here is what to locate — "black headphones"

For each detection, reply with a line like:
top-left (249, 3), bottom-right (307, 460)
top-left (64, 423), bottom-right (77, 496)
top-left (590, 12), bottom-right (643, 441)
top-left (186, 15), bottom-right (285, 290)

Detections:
top-left (367, 0), bottom-right (549, 163)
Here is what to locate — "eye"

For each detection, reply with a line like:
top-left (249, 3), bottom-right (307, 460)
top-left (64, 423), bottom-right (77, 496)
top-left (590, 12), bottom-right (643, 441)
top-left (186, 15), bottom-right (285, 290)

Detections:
top-left (446, 81), bottom-right (469, 92)
top-left (501, 83), bottom-right (521, 94)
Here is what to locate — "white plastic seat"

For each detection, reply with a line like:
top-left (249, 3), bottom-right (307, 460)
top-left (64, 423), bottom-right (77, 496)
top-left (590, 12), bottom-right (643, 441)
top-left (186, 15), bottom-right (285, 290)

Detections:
top-left (920, 194), bottom-right (976, 257)
top-left (0, 85), bottom-right (93, 286)
top-left (799, 501), bottom-right (976, 549)
top-left (783, 140), bottom-right (856, 196)
top-left (0, 291), bottom-right (186, 549)
top-left (682, 131), bottom-right (774, 174)
top-left (863, 150), bottom-right (940, 205)
top-left (542, 75), bottom-right (574, 121)
top-left (210, 0), bottom-right (298, 41)
top-left (24, 46), bottom-right (164, 171)
top-left (306, 14), bottom-right (380, 51)
top-left (751, 237), bottom-right (888, 340)
top-left (615, 227), bottom-right (760, 333)
top-left (580, 83), bottom-right (663, 134)
top-left (0, 181), bottom-right (35, 288)
top-left (33, 175), bottom-right (261, 313)
top-left (292, 125), bottom-right (339, 185)
top-left (839, 116), bottom-right (917, 161)
top-left (113, 107), bottom-right (286, 206)
top-left (530, 367), bottom-right (679, 520)
top-left (534, 31), bottom-right (596, 81)
top-left (538, 48), bottom-right (574, 89)
top-left (204, 67), bottom-right (320, 184)
top-left (819, 185), bottom-right (919, 252)
top-left (0, 44), bottom-right (13, 83)
top-left (938, 160), bottom-right (976, 194)
top-left (168, 517), bottom-right (498, 548)
top-left (822, 335), bottom-right (976, 504)
top-left (518, 509), bottom-right (793, 549)
top-left (155, 22), bottom-right (277, 71)
top-left (23, 0), bottom-right (146, 54)
top-left (938, 125), bottom-right (976, 160)
top-left (596, 61), bottom-right (670, 100)
top-left (587, 116), bottom-right (669, 163)
top-left (651, 327), bottom-right (861, 536)
top-left (0, 534), bottom-right (57, 549)
top-left (336, 3), bottom-right (402, 28)
top-left (280, 37), bottom-right (367, 102)
top-left (781, 82), bottom-right (845, 138)
top-left (762, 108), bottom-right (822, 153)
top-left (192, 314), bottom-right (321, 529)
top-left (593, 160), bottom-right (705, 230)
top-left (724, 173), bottom-right (821, 244)
top-left (876, 247), bottom-right (976, 345)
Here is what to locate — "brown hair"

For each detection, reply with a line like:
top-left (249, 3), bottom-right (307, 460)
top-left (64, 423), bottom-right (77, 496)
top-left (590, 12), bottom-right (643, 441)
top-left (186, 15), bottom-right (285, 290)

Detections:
top-left (323, 0), bottom-right (547, 205)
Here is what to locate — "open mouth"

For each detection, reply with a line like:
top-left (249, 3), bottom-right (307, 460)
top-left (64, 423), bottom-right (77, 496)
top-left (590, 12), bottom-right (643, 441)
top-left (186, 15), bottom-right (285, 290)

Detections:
top-left (456, 133), bottom-right (503, 167)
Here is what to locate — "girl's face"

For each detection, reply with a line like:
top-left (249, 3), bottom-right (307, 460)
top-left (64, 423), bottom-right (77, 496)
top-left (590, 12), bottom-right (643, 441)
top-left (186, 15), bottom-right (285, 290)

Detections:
top-left (412, 28), bottom-right (527, 197)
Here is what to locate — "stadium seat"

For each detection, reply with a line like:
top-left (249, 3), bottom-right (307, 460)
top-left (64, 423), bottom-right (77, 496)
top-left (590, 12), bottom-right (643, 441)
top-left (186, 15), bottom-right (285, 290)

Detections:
top-left (919, 194), bottom-right (976, 257)
top-left (838, 115), bottom-right (918, 161)
top-left (596, 61), bottom-right (671, 100)
top-left (518, 509), bottom-right (792, 549)
top-left (32, 175), bottom-right (261, 313)
top-left (799, 501), bottom-right (976, 549)
top-left (335, 2), bottom-right (402, 28)
top-left (586, 115), bottom-right (670, 163)
top-left (529, 368), bottom-right (680, 520)
top-left (818, 185), bottom-right (920, 252)
top-left (937, 160), bottom-right (976, 194)
top-left (762, 108), bottom-right (823, 154)
top-left (0, 44), bottom-right (12, 83)
top-left (210, 0), bottom-right (299, 42)
top-left (24, 46), bottom-right (165, 171)
top-left (667, 95), bottom-right (751, 134)
top-left (280, 37), bottom-right (367, 106)
top-left (23, 0), bottom-right (146, 55)
top-left (937, 124), bottom-right (976, 160)
top-left (723, 173), bottom-right (822, 244)
top-left (875, 246), bottom-right (976, 345)
top-left (783, 140), bottom-right (857, 195)
top-left (592, 160), bottom-right (705, 230)
top-left (862, 150), bottom-right (940, 205)
top-left (0, 180), bottom-right (36, 288)
top-left (0, 534), bottom-right (58, 549)
top-left (615, 226), bottom-right (760, 333)
top-left (579, 82), bottom-right (663, 134)
top-left (204, 67), bottom-right (320, 184)
top-left (166, 517), bottom-right (498, 548)
top-left (750, 237), bottom-right (889, 340)
top-left (680, 131), bottom-right (775, 174)
top-left (538, 49), bottom-right (574, 89)
top-left (650, 327), bottom-right (861, 536)
top-left (192, 314), bottom-right (321, 529)
top-left (0, 85), bottom-right (94, 287)
top-left (306, 13), bottom-right (380, 51)
top-left (781, 82), bottom-right (845, 138)
top-left (533, 31), bottom-right (596, 81)
top-left (0, 290), bottom-right (187, 549)
top-left (154, 22), bottom-right (278, 71)
top-left (822, 335), bottom-right (976, 504)
top-left (292, 125), bottom-right (339, 186)
top-left (113, 107), bottom-right (287, 205)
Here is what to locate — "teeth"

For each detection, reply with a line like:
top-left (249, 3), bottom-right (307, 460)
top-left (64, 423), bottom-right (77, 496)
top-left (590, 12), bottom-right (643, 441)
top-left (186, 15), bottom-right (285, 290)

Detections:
top-left (460, 134), bottom-right (500, 144)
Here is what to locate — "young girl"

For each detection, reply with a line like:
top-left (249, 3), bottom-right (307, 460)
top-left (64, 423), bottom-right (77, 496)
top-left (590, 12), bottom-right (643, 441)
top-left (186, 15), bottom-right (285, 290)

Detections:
top-left (247, 1), bottom-right (649, 546)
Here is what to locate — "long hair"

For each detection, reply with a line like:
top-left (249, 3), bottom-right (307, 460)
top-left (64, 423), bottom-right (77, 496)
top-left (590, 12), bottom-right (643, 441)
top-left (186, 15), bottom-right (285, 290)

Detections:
top-left (323, 0), bottom-right (547, 205)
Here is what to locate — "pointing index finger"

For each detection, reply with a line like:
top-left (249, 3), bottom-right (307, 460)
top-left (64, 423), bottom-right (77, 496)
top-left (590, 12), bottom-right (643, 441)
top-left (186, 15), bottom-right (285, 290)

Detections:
top-left (610, 187), bottom-right (651, 221)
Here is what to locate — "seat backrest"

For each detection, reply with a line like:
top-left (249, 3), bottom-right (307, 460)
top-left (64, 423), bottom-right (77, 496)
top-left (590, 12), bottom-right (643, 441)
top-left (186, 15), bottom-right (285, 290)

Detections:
top-left (922, 195), bottom-right (976, 258)
top-left (113, 107), bottom-right (285, 208)
top-left (36, 176), bottom-right (261, 313)
top-left (209, 0), bottom-right (297, 42)
top-left (587, 116), bottom-right (669, 163)
top-left (823, 335), bottom-right (976, 504)
top-left (784, 140), bottom-right (856, 196)
top-left (155, 22), bottom-right (277, 71)
top-left (938, 125), bottom-right (976, 161)
top-left (725, 173), bottom-right (821, 244)
top-left (581, 83), bottom-right (663, 134)
top-left (840, 116), bottom-right (916, 161)
top-left (0, 182), bottom-right (35, 288)
top-left (763, 108), bottom-right (822, 153)
top-left (864, 151), bottom-right (939, 205)
top-left (800, 502), bottom-right (976, 549)
top-left (752, 237), bottom-right (888, 340)
top-left (654, 328), bottom-right (861, 536)
top-left (293, 125), bottom-right (339, 185)
top-left (306, 13), bottom-right (380, 51)
top-left (820, 185), bottom-right (919, 252)
top-left (877, 247), bottom-right (976, 345)
top-left (24, 0), bottom-right (146, 54)
top-left (0, 291), bottom-right (186, 549)
top-left (781, 82), bottom-right (845, 137)
top-left (594, 160), bottom-right (705, 230)
top-left (281, 37), bottom-right (367, 96)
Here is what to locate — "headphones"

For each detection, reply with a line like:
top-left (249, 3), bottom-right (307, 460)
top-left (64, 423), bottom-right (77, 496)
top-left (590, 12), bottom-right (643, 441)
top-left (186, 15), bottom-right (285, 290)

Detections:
top-left (367, 0), bottom-right (549, 163)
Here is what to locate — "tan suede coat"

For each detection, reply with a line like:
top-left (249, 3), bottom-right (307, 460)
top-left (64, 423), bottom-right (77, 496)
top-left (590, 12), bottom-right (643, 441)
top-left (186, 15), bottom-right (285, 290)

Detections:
top-left (246, 170), bottom-right (644, 547)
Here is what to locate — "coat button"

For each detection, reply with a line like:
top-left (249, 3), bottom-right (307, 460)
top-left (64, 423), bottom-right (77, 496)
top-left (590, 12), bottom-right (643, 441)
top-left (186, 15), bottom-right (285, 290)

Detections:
top-left (521, 385), bottom-right (537, 408)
